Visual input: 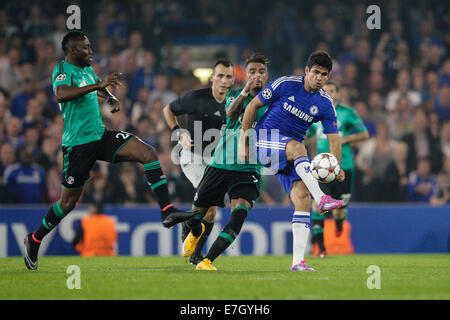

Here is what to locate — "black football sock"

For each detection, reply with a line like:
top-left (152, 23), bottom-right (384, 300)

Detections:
top-left (335, 218), bottom-right (344, 232)
top-left (206, 206), bottom-right (248, 262)
top-left (34, 202), bottom-right (68, 241)
top-left (188, 212), bottom-right (206, 237)
top-left (193, 220), bottom-right (214, 256)
top-left (335, 209), bottom-right (347, 232)
top-left (312, 219), bottom-right (326, 252)
top-left (143, 161), bottom-right (173, 213)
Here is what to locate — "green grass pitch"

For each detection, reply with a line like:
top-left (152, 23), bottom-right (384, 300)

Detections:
top-left (1, 254), bottom-right (448, 300)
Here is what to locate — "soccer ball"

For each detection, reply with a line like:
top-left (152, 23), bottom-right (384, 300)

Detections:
top-left (310, 153), bottom-right (340, 183)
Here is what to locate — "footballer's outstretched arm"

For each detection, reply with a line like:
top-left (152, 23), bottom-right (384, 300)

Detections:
top-left (55, 72), bottom-right (121, 103)
top-left (238, 96), bottom-right (264, 161)
top-left (162, 103), bottom-right (193, 149)
top-left (226, 92), bottom-right (247, 119)
top-left (162, 103), bottom-right (180, 131)
top-left (241, 96), bottom-right (264, 132)
top-left (326, 133), bottom-right (345, 182)
top-left (340, 130), bottom-right (369, 145)
top-left (227, 76), bottom-right (259, 119)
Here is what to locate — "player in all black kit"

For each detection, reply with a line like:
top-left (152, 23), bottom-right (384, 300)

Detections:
top-left (163, 59), bottom-right (235, 264)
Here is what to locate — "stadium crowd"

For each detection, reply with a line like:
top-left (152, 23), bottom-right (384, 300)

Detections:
top-left (0, 0), bottom-right (449, 205)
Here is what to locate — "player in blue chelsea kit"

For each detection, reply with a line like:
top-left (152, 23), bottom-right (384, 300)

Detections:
top-left (239, 51), bottom-right (345, 271)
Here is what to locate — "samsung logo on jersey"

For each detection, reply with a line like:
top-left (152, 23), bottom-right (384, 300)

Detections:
top-left (283, 102), bottom-right (314, 122)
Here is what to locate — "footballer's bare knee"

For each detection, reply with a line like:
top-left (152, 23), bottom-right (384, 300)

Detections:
top-left (290, 181), bottom-right (312, 211)
top-left (285, 139), bottom-right (308, 162)
top-left (139, 144), bottom-right (158, 164)
top-left (204, 207), bottom-right (217, 223)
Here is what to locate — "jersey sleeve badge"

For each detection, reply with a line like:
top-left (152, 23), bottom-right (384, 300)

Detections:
top-left (55, 73), bottom-right (66, 81)
top-left (261, 88), bottom-right (272, 99)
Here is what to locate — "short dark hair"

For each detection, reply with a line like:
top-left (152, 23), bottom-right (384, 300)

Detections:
top-left (306, 51), bottom-right (333, 72)
top-left (324, 80), bottom-right (339, 92)
top-left (62, 30), bottom-right (87, 55)
top-left (213, 59), bottom-right (233, 69)
top-left (90, 201), bottom-right (104, 214)
top-left (245, 53), bottom-right (270, 67)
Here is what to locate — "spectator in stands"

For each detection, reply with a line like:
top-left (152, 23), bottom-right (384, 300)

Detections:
top-left (23, 4), bottom-right (52, 38)
top-left (353, 100), bottom-right (376, 137)
top-left (34, 88), bottom-right (56, 122)
top-left (0, 9), bottom-right (19, 39)
top-left (0, 47), bottom-right (21, 95)
top-left (81, 168), bottom-right (114, 204)
top-left (72, 202), bottom-right (118, 257)
top-left (403, 108), bottom-right (443, 174)
top-left (440, 120), bottom-right (450, 159)
top-left (119, 31), bottom-right (145, 74)
top-left (356, 122), bottom-right (401, 201)
top-left (133, 116), bottom-right (157, 147)
top-left (430, 172), bottom-right (450, 205)
top-left (48, 14), bottom-right (67, 58)
top-left (407, 158), bottom-right (439, 203)
top-left (170, 50), bottom-right (201, 94)
top-left (0, 121), bottom-right (5, 144)
top-left (147, 74), bottom-right (178, 108)
top-left (44, 115), bottom-right (63, 145)
top-left (4, 116), bottom-right (23, 150)
top-left (112, 80), bottom-right (132, 116)
top-left (112, 162), bottom-right (149, 204)
top-left (129, 2), bottom-right (166, 63)
top-left (412, 67), bottom-right (425, 98)
top-left (93, 37), bottom-right (113, 77)
top-left (423, 71), bottom-right (440, 106)
top-left (121, 54), bottom-right (139, 86)
top-left (3, 146), bottom-right (47, 203)
top-left (425, 43), bottom-right (444, 73)
top-left (438, 157), bottom-right (450, 197)
top-left (386, 69), bottom-right (422, 112)
top-left (367, 71), bottom-right (389, 96)
top-left (367, 91), bottom-right (386, 123)
top-left (105, 2), bottom-right (129, 50)
top-left (434, 85), bottom-right (450, 121)
top-left (386, 95), bottom-right (414, 140)
top-left (46, 148), bottom-right (62, 204)
top-left (0, 142), bottom-right (15, 175)
top-left (130, 87), bottom-right (151, 126)
top-left (10, 77), bottom-right (36, 119)
top-left (354, 38), bottom-right (371, 92)
top-left (129, 50), bottom-right (159, 102)
top-left (0, 89), bottom-right (11, 125)
top-left (21, 126), bottom-right (41, 158)
top-left (36, 136), bottom-right (59, 172)
top-left (384, 142), bottom-right (409, 202)
top-left (438, 59), bottom-right (450, 87)
top-left (23, 98), bottom-right (48, 131)
top-left (0, 142), bottom-right (15, 202)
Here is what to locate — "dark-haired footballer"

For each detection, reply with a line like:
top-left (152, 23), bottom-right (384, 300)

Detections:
top-left (23, 31), bottom-right (197, 270)
top-left (182, 54), bottom-right (270, 270)
top-left (238, 51), bottom-right (345, 271)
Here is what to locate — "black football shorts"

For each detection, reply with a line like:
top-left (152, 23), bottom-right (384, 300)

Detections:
top-left (61, 130), bottom-right (134, 189)
top-left (193, 165), bottom-right (261, 209)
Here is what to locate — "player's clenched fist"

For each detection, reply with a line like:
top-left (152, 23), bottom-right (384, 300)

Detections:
top-left (98, 72), bottom-right (122, 89)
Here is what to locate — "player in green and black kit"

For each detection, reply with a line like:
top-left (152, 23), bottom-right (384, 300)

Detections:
top-left (23, 31), bottom-right (196, 270)
top-left (181, 54), bottom-right (270, 270)
top-left (306, 81), bottom-right (368, 258)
